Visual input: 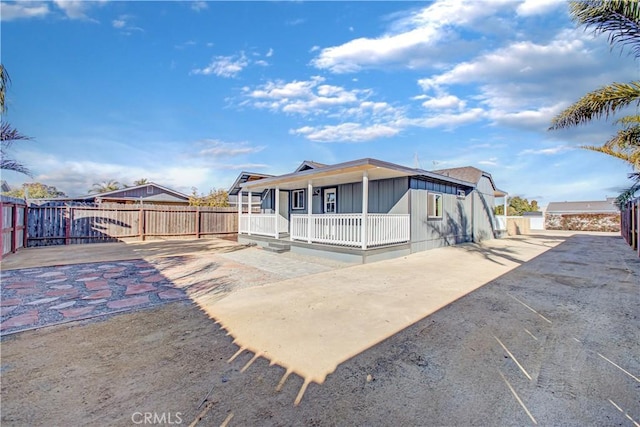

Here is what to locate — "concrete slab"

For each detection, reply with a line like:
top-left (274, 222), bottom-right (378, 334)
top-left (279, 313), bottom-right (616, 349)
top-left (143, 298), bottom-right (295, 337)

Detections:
top-left (192, 232), bottom-right (572, 403)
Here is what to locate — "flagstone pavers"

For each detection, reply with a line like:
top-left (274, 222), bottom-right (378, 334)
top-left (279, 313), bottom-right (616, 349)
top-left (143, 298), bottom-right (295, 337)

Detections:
top-left (1, 258), bottom-right (188, 335)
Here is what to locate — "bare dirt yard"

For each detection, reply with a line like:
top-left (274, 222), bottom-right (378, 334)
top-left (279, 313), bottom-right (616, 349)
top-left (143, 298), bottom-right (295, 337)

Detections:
top-left (1, 232), bottom-right (638, 426)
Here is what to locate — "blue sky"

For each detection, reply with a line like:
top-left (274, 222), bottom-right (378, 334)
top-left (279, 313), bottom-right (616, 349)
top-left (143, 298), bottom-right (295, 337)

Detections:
top-left (2, 0), bottom-right (638, 206)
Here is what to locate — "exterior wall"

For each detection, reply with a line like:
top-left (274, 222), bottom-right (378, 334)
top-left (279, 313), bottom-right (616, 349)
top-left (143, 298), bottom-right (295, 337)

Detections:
top-left (472, 176), bottom-right (497, 241)
top-left (287, 177), bottom-right (409, 216)
top-left (410, 189), bottom-right (473, 252)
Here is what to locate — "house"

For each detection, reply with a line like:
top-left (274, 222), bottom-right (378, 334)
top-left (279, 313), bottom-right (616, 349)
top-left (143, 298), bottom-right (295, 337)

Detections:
top-left (77, 183), bottom-right (191, 206)
top-left (228, 172), bottom-right (274, 208)
top-left (545, 197), bottom-right (620, 232)
top-left (235, 158), bottom-right (507, 263)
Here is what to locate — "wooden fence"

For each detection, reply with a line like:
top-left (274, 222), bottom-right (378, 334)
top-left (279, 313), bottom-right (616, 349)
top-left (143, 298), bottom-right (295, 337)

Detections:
top-left (1, 196), bottom-right (28, 258)
top-left (26, 203), bottom-right (242, 247)
top-left (620, 197), bottom-right (639, 258)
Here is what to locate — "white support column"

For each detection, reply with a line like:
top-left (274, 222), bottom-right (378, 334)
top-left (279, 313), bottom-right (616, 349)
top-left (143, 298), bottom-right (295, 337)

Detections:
top-left (307, 181), bottom-right (313, 243)
top-left (274, 187), bottom-right (280, 239)
top-left (362, 170), bottom-right (369, 250)
top-left (248, 191), bottom-right (252, 236)
top-left (503, 194), bottom-right (508, 230)
top-left (237, 190), bottom-right (242, 234)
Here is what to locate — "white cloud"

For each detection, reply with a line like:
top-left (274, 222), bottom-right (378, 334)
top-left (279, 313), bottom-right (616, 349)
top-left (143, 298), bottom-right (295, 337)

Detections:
top-left (192, 52), bottom-right (249, 78)
top-left (519, 145), bottom-right (573, 156)
top-left (112, 19), bottom-right (125, 29)
top-left (191, 1), bottom-right (208, 12)
top-left (53, 0), bottom-right (96, 20)
top-left (266, 48), bottom-right (274, 57)
top-left (311, 0), bottom-right (514, 73)
top-left (516, 0), bottom-right (563, 17)
top-left (245, 76), bottom-right (370, 116)
top-left (0, 2), bottom-right (49, 21)
top-left (196, 140), bottom-right (265, 158)
top-left (421, 94), bottom-right (466, 111)
top-left (291, 123), bottom-right (401, 143)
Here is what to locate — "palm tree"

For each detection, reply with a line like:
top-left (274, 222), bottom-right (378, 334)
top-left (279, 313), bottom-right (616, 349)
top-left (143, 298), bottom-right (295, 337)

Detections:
top-left (550, 1), bottom-right (640, 206)
top-left (90, 180), bottom-right (121, 194)
top-left (0, 64), bottom-right (32, 176)
top-left (133, 178), bottom-right (149, 186)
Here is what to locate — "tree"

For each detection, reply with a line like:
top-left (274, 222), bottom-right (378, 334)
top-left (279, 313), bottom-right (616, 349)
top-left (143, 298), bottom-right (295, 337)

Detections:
top-left (495, 196), bottom-right (539, 216)
top-left (133, 178), bottom-right (149, 186)
top-left (3, 182), bottom-right (66, 199)
top-left (550, 1), bottom-right (640, 207)
top-left (189, 187), bottom-right (230, 207)
top-left (0, 64), bottom-right (32, 176)
top-left (90, 180), bottom-right (122, 194)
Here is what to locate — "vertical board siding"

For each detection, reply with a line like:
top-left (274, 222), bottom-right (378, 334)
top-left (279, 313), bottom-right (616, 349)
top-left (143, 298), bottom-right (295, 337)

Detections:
top-left (337, 177), bottom-right (407, 214)
top-left (25, 204), bottom-right (238, 247)
top-left (410, 189), bottom-right (474, 251)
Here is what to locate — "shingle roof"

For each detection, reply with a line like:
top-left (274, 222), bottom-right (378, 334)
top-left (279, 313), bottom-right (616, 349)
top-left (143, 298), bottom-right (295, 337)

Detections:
top-left (433, 166), bottom-right (484, 184)
top-left (546, 200), bottom-right (618, 214)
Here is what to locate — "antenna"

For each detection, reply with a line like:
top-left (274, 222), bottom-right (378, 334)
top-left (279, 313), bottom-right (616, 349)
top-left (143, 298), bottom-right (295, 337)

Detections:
top-left (414, 152), bottom-right (423, 169)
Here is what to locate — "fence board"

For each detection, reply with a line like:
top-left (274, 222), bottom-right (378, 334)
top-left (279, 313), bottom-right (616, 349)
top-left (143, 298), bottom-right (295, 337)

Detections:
top-left (1, 197), bottom-right (27, 257)
top-left (25, 203), bottom-right (238, 247)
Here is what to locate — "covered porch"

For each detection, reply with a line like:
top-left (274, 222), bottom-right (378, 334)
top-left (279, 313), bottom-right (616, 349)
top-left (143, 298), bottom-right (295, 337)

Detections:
top-left (236, 159), bottom-right (413, 250)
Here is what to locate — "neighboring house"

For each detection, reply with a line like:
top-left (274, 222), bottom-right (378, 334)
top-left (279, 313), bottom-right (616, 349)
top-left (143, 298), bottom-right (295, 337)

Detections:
top-left (545, 198), bottom-right (620, 232)
top-left (523, 211), bottom-right (545, 230)
top-left (236, 158), bottom-right (507, 263)
top-left (228, 172), bottom-right (275, 208)
top-left (1, 180), bottom-right (11, 193)
top-left (76, 183), bottom-right (191, 205)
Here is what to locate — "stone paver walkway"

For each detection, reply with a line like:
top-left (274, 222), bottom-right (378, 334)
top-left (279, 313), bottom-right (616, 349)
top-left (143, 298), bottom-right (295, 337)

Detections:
top-left (1, 259), bottom-right (186, 335)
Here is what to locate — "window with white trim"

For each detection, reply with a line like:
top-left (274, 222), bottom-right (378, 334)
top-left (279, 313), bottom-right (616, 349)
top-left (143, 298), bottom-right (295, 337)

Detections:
top-left (292, 189), bottom-right (305, 210)
top-left (428, 193), bottom-right (443, 218)
top-left (147, 185), bottom-right (153, 194)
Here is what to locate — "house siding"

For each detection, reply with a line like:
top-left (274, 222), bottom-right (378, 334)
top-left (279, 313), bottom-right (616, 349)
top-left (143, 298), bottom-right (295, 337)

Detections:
top-left (472, 176), bottom-right (496, 241)
top-left (410, 189), bottom-right (473, 251)
top-left (337, 177), bottom-right (409, 214)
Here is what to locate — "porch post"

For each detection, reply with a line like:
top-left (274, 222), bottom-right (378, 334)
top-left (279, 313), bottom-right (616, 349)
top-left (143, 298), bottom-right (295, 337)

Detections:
top-left (503, 194), bottom-right (508, 230)
top-left (307, 180), bottom-right (313, 243)
top-left (362, 170), bottom-right (369, 250)
top-left (237, 190), bottom-right (242, 234)
top-left (248, 191), bottom-right (252, 236)
top-left (274, 187), bottom-right (280, 239)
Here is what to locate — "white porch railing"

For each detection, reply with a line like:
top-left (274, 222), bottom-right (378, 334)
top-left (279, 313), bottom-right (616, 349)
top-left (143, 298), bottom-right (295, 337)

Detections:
top-left (290, 214), bottom-right (410, 248)
top-left (239, 214), bottom-right (277, 237)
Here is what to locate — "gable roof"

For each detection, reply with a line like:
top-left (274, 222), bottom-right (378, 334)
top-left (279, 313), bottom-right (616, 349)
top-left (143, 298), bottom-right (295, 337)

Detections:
top-left (239, 158), bottom-right (478, 193)
top-left (546, 199), bottom-right (619, 214)
top-left (433, 166), bottom-right (506, 197)
top-left (294, 160), bottom-right (328, 172)
top-left (77, 183), bottom-right (190, 202)
top-left (228, 172), bottom-right (275, 195)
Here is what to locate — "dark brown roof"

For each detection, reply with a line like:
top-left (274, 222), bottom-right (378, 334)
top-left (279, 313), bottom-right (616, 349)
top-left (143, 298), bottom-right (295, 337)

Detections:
top-left (433, 166), bottom-right (484, 184)
top-left (546, 200), bottom-right (618, 214)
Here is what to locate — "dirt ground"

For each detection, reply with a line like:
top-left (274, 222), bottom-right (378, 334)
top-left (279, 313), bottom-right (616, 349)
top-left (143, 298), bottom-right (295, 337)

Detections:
top-left (1, 233), bottom-right (638, 426)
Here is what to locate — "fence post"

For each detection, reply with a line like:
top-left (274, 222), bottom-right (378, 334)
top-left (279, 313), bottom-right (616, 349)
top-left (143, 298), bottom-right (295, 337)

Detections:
top-left (195, 207), bottom-right (201, 239)
top-left (11, 204), bottom-right (18, 253)
top-left (64, 206), bottom-right (71, 245)
top-left (139, 206), bottom-right (146, 241)
top-left (22, 205), bottom-right (28, 249)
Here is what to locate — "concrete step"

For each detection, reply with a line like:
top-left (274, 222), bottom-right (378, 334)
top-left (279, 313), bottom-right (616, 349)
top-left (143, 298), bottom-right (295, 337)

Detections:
top-left (268, 241), bottom-right (291, 250)
top-left (263, 245), bottom-right (289, 254)
top-left (263, 241), bottom-right (291, 253)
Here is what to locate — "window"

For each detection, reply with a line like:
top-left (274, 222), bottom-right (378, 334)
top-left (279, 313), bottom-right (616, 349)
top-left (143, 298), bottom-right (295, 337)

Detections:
top-left (147, 185), bottom-right (153, 194)
top-left (292, 189), bottom-right (305, 210)
top-left (324, 188), bottom-right (336, 213)
top-left (428, 193), bottom-right (443, 218)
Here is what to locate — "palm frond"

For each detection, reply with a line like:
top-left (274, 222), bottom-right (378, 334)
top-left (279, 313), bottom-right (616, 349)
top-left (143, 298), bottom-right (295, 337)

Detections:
top-left (582, 144), bottom-right (640, 167)
top-left (0, 64), bottom-right (10, 114)
top-left (570, 0), bottom-right (640, 58)
top-left (550, 81), bottom-right (640, 129)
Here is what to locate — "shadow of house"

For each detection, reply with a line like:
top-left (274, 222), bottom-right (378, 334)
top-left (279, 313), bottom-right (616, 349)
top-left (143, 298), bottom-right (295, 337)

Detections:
top-left (27, 201), bottom-right (133, 247)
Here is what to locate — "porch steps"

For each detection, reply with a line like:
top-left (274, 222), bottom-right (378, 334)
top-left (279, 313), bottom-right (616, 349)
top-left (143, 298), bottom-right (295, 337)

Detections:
top-left (263, 241), bottom-right (291, 253)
